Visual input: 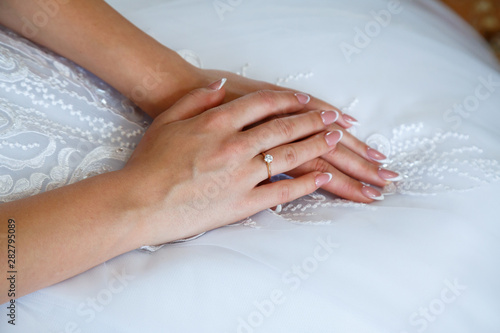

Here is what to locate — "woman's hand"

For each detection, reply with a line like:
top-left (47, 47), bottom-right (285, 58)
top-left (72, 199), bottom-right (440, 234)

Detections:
top-left (0, 79), bottom-right (394, 300)
top-left (122, 79), bottom-right (342, 245)
top-left (136, 64), bottom-right (398, 203)
top-left (195, 68), bottom-right (357, 128)
top-left (0, 0), bottom-right (398, 204)
top-left (159, 69), bottom-right (400, 203)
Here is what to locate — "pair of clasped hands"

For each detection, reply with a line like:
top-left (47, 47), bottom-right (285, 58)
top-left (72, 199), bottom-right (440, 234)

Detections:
top-left (124, 78), bottom-right (401, 245)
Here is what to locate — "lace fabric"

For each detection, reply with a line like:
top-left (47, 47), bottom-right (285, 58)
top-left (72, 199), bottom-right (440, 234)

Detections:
top-left (270, 123), bottom-right (500, 225)
top-left (369, 123), bottom-right (500, 195)
top-left (1, 26), bottom-right (499, 250)
top-left (0, 26), bottom-right (150, 202)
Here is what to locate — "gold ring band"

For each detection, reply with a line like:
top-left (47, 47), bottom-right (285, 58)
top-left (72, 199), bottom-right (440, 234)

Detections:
top-left (261, 153), bottom-right (273, 179)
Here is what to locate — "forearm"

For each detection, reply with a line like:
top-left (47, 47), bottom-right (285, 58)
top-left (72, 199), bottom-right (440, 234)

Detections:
top-left (0, 0), bottom-right (201, 117)
top-left (0, 171), bottom-right (143, 303)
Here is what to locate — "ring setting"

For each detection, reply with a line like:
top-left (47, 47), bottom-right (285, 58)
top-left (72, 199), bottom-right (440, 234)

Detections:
top-left (262, 153), bottom-right (273, 179)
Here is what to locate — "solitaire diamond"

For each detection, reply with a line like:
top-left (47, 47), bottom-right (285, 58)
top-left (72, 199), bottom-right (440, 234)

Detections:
top-left (264, 154), bottom-right (273, 163)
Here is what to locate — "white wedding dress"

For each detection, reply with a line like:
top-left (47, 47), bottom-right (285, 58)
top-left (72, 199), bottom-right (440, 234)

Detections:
top-left (1, 0), bottom-right (500, 332)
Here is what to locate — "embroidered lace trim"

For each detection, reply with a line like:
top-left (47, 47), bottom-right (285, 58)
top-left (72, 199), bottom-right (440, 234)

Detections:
top-left (0, 26), bottom-right (150, 202)
top-left (1, 30), bottom-right (498, 252)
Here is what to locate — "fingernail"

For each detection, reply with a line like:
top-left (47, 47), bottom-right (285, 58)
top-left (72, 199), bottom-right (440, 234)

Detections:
top-left (315, 172), bottom-right (333, 187)
top-left (362, 186), bottom-right (384, 201)
top-left (343, 114), bottom-right (360, 126)
top-left (294, 93), bottom-right (311, 104)
top-left (325, 130), bottom-right (343, 146)
top-left (378, 168), bottom-right (403, 182)
top-left (367, 147), bottom-right (391, 164)
top-left (321, 110), bottom-right (340, 125)
top-left (208, 78), bottom-right (227, 91)
top-left (273, 204), bottom-right (282, 214)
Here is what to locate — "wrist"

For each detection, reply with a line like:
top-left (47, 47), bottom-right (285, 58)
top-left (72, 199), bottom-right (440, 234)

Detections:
top-left (111, 168), bottom-right (183, 247)
top-left (127, 49), bottom-right (205, 118)
top-left (95, 170), bottom-right (150, 251)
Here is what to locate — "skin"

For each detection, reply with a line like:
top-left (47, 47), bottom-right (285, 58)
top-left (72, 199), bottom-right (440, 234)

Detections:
top-left (0, 0), bottom-right (398, 301)
top-left (0, 0), bottom-right (391, 202)
top-left (1, 83), bottom-right (338, 303)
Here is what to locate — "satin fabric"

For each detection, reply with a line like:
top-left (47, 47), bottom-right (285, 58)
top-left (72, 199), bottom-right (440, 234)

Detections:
top-left (1, 0), bottom-right (499, 332)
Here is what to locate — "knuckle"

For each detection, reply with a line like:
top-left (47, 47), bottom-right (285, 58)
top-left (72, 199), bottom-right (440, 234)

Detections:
top-left (255, 90), bottom-right (277, 109)
top-left (185, 88), bottom-right (204, 101)
top-left (312, 158), bottom-right (331, 173)
top-left (202, 107), bottom-right (226, 128)
top-left (272, 117), bottom-right (295, 138)
top-left (213, 137), bottom-right (242, 162)
top-left (222, 139), bottom-right (244, 157)
top-left (337, 180), bottom-right (358, 196)
top-left (313, 111), bottom-right (326, 128)
top-left (284, 145), bottom-right (298, 167)
top-left (254, 126), bottom-right (274, 148)
top-left (278, 183), bottom-right (291, 203)
top-left (325, 146), bottom-right (339, 158)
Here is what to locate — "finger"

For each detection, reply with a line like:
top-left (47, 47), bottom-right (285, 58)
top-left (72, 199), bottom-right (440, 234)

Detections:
top-left (322, 138), bottom-right (403, 187)
top-left (322, 144), bottom-right (389, 188)
top-left (241, 110), bottom-right (339, 154)
top-left (156, 78), bottom-right (227, 125)
top-left (250, 130), bottom-right (343, 183)
top-left (249, 171), bottom-right (333, 210)
top-left (221, 90), bottom-right (312, 130)
top-left (256, 178), bottom-right (281, 212)
top-left (286, 158), bottom-right (381, 203)
top-left (265, 88), bottom-right (357, 129)
top-left (324, 124), bottom-right (392, 165)
top-left (323, 144), bottom-right (402, 186)
top-left (228, 77), bottom-right (358, 129)
top-left (207, 71), bottom-right (357, 129)
top-left (305, 97), bottom-right (358, 129)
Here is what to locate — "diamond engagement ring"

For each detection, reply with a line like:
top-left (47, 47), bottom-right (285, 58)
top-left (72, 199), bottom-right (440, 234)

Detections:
top-left (261, 153), bottom-right (273, 179)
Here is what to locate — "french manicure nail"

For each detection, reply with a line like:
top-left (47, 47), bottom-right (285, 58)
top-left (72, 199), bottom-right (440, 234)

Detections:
top-left (343, 114), bottom-right (360, 126)
top-left (367, 147), bottom-right (391, 164)
top-left (321, 110), bottom-right (340, 125)
top-left (362, 186), bottom-right (384, 201)
top-left (208, 78), bottom-right (227, 91)
top-left (378, 168), bottom-right (403, 182)
top-left (315, 172), bottom-right (333, 187)
top-left (295, 93), bottom-right (311, 104)
top-left (325, 130), bottom-right (343, 146)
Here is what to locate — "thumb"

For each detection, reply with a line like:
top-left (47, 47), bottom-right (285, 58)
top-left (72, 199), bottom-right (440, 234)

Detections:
top-left (157, 78), bottom-right (227, 125)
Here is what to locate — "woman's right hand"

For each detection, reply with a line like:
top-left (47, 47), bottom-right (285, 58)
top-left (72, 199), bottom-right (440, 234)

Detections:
top-left (0, 79), bottom-right (387, 300)
top-left (121, 79), bottom-right (341, 245)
